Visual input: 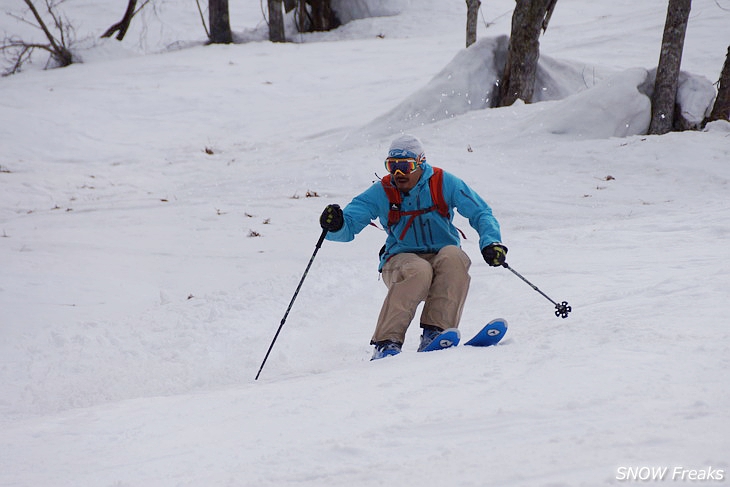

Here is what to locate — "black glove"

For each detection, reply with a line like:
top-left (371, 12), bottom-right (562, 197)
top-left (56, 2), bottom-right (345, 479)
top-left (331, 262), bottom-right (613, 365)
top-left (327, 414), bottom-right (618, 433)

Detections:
top-left (320, 204), bottom-right (344, 232)
top-left (482, 243), bottom-right (508, 267)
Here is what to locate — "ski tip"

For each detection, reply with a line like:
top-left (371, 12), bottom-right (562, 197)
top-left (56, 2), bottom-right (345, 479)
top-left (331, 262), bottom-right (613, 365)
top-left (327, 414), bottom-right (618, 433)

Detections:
top-left (487, 318), bottom-right (508, 329)
top-left (464, 319), bottom-right (508, 347)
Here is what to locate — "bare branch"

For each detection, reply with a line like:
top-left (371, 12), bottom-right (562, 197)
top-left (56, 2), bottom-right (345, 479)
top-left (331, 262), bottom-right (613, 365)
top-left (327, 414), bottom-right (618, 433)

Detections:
top-left (5, 10), bottom-right (44, 31)
top-left (195, 0), bottom-right (210, 38)
top-left (101, 0), bottom-right (150, 41)
top-left (542, 0), bottom-right (558, 32)
top-left (1, 37), bottom-right (49, 76)
top-left (21, 0), bottom-right (72, 66)
top-left (714, 0), bottom-right (730, 12)
top-left (2, 0), bottom-right (75, 74)
top-left (24, 0), bottom-right (60, 53)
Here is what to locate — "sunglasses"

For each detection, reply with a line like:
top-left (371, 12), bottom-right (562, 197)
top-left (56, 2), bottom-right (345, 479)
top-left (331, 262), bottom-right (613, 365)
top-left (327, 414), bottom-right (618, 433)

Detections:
top-left (385, 157), bottom-right (419, 176)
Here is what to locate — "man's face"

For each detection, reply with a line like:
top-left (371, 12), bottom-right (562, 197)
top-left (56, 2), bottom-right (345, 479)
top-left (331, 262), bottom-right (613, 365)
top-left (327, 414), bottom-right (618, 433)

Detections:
top-left (393, 167), bottom-right (422, 192)
top-left (385, 156), bottom-right (423, 193)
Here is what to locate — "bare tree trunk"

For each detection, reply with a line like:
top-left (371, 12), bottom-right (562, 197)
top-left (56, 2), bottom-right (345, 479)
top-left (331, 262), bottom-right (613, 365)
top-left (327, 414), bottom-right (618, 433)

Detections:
top-left (309, 0), bottom-right (327, 31)
top-left (706, 45), bottom-right (730, 123)
top-left (101, 0), bottom-right (137, 41)
top-left (466, 0), bottom-right (481, 48)
top-left (283, 0), bottom-right (297, 12)
top-left (268, 0), bottom-right (286, 42)
top-left (497, 0), bottom-right (554, 107)
top-left (649, 0), bottom-right (691, 135)
top-left (298, 0), bottom-right (307, 33)
top-left (209, 0), bottom-right (233, 44)
top-left (307, 0), bottom-right (339, 32)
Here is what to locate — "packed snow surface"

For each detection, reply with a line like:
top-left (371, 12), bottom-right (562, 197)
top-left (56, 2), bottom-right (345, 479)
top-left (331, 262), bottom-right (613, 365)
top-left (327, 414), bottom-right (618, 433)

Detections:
top-left (1, 0), bottom-right (729, 486)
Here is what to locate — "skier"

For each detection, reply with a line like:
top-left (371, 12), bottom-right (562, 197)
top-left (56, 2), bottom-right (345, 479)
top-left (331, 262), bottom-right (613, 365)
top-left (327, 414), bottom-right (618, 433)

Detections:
top-left (319, 134), bottom-right (507, 360)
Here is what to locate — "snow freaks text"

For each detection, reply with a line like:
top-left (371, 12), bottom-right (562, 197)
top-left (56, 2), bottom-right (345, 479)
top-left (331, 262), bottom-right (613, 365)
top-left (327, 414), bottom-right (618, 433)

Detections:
top-left (616, 466), bottom-right (725, 482)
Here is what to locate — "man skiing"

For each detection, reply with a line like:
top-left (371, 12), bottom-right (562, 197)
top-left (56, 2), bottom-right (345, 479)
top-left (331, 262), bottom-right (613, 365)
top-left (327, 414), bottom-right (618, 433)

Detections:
top-left (319, 134), bottom-right (507, 360)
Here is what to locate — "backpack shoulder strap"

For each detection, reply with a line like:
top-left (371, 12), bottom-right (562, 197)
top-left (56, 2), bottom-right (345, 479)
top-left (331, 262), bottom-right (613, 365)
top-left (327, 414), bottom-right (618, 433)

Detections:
top-left (429, 167), bottom-right (449, 218)
top-left (381, 174), bottom-right (402, 226)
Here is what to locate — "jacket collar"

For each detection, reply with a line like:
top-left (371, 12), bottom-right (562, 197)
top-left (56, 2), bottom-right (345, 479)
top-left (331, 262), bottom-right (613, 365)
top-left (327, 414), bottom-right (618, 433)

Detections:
top-left (411, 163), bottom-right (433, 192)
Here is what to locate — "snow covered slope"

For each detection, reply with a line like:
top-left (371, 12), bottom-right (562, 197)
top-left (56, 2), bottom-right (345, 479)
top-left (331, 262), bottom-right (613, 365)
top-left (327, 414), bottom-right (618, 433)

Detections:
top-left (1, 0), bottom-right (729, 485)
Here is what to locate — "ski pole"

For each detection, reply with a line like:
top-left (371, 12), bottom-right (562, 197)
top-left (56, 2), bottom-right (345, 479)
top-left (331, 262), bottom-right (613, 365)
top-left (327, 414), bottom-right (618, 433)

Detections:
top-left (503, 263), bottom-right (572, 318)
top-left (255, 228), bottom-right (328, 380)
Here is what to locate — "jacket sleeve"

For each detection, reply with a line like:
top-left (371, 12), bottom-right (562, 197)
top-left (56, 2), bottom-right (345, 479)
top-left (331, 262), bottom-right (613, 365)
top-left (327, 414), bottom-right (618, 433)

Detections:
top-left (443, 172), bottom-right (503, 249)
top-left (325, 183), bottom-right (384, 242)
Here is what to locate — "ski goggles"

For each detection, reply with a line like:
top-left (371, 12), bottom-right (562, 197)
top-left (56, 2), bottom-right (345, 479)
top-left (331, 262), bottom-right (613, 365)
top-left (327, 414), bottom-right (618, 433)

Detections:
top-left (384, 157), bottom-right (419, 176)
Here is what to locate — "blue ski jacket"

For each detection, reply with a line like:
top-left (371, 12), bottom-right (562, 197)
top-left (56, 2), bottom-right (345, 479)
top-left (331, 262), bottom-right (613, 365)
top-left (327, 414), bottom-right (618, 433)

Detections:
top-left (326, 163), bottom-right (502, 270)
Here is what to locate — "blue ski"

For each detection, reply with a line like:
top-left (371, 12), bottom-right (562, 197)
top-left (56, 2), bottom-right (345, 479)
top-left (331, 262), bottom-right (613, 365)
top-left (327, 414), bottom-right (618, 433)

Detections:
top-left (464, 318), bottom-right (508, 347)
top-left (419, 328), bottom-right (460, 352)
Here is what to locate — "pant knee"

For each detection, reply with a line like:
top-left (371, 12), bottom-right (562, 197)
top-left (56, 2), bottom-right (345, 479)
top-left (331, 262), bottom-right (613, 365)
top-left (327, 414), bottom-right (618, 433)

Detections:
top-left (434, 245), bottom-right (471, 272)
top-left (382, 255), bottom-right (433, 290)
top-left (398, 258), bottom-right (433, 283)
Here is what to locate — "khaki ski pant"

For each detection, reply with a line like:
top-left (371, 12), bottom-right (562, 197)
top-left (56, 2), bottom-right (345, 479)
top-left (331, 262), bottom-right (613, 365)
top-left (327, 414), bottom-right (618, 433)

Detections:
top-left (373, 245), bottom-right (471, 345)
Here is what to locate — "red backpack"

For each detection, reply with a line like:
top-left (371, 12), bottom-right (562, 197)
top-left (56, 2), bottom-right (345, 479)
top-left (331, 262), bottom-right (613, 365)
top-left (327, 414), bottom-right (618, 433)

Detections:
top-left (380, 167), bottom-right (450, 240)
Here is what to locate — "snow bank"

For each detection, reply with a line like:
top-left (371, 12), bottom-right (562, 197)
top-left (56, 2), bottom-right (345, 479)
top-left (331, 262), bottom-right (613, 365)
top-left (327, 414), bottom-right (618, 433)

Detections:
top-left (528, 68), bottom-right (652, 138)
top-left (363, 36), bottom-right (508, 135)
top-left (363, 36), bottom-right (609, 135)
top-left (362, 35), bottom-right (717, 139)
top-left (331, 0), bottom-right (405, 23)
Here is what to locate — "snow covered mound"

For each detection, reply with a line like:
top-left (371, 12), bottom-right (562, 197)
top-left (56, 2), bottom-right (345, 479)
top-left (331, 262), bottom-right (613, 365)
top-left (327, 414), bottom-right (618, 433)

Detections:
top-left (363, 36), bottom-right (508, 134)
top-left (331, 0), bottom-right (404, 23)
top-left (364, 35), bottom-right (716, 138)
top-left (528, 68), bottom-right (653, 138)
top-left (364, 36), bottom-right (603, 135)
